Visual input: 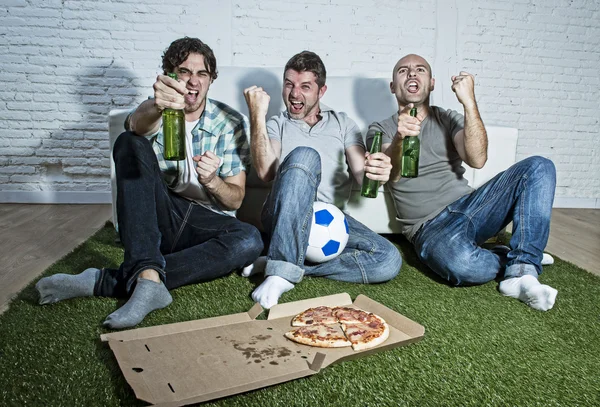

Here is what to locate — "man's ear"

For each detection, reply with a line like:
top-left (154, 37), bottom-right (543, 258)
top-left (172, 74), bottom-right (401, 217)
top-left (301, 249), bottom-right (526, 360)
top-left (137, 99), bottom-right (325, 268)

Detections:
top-left (318, 84), bottom-right (328, 99)
top-left (390, 81), bottom-right (394, 93)
top-left (430, 77), bottom-right (435, 91)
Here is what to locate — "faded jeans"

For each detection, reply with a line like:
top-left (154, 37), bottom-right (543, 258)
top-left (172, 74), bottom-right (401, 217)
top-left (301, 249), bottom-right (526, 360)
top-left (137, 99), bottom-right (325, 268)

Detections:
top-left (413, 156), bottom-right (556, 285)
top-left (95, 132), bottom-right (263, 298)
top-left (261, 146), bottom-right (402, 284)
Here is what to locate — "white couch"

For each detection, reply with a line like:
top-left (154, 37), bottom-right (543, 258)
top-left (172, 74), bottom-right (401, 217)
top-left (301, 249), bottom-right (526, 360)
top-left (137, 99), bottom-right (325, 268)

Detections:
top-left (108, 67), bottom-right (518, 234)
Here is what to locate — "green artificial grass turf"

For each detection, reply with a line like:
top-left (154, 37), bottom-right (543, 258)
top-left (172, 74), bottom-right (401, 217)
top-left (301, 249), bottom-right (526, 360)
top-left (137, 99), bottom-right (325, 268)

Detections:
top-left (1, 223), bottom-right (599, 406)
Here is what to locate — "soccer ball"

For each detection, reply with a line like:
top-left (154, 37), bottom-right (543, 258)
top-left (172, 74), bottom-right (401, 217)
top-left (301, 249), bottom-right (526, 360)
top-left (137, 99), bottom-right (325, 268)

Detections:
top-left (305, 202), bottom-right (350, 263)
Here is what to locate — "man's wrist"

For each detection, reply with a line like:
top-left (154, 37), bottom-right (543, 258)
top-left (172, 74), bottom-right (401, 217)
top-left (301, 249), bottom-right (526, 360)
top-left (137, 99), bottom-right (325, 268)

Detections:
top-left (461, 99), bottom-right (477, 111)
top-left (203, 175), bottom-right (221, 192)
top-left (250, 108), bottom-right (266, 119)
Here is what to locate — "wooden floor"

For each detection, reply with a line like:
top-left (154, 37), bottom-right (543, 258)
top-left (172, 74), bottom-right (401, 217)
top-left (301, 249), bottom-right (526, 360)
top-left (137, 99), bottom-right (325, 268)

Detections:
top-left (0, 204), bottom-right (598, 314)
top-left (545, 208), bottom-right (599, 275)
top-left (0, 204), bottom-right (112, 313)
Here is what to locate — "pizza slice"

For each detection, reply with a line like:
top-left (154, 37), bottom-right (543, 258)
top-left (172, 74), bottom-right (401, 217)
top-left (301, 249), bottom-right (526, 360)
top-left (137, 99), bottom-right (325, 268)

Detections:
top-left (340, 314), bottom-right (390, 351)
top-left (284, 323), bottom-right (352, 348)
top-left (291, 306), bottom-right (338, 326)
top-left (332, 306), bottom-right (373, 324)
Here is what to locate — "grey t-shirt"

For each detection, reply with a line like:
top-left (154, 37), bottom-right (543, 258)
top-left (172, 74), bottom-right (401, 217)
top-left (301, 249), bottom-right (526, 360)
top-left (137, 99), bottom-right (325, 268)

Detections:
top-left (267, 105), bottom-right (364, 209)
top-left (367, 106), bottom-right (473, 241)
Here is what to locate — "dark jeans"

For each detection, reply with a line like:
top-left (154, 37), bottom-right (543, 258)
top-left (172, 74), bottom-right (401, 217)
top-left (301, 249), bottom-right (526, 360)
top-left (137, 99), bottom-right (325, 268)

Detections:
top-left (95, 132), bottom-right (263, 298)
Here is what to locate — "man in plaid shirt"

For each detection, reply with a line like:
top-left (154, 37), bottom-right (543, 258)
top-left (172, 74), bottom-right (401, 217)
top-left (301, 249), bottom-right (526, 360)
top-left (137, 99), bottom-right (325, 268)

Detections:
top-left (36, 38), bottom-right (263, 329)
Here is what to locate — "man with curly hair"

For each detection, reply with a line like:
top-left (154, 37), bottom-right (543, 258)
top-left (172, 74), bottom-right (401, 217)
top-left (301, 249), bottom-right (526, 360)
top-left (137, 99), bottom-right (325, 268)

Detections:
top-left (36, 37), bottom-right (263, 328)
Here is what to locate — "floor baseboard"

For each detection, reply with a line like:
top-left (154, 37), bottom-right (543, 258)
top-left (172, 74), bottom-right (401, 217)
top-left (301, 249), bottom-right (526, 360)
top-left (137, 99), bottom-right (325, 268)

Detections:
top-left (553, 197), bottom-right (600, 209)
top-left (0, 191), bottom-right (112, 204)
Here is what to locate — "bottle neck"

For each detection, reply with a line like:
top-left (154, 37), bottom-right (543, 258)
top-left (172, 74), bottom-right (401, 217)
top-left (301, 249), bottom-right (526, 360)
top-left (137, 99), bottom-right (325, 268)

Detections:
top-left (399, 103), bottom-right (431, 120)
top-left (370, 134), bottom-right (382, 153)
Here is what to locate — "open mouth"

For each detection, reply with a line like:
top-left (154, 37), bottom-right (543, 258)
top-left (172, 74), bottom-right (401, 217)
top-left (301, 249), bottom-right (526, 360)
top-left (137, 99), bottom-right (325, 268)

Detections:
top-left (185, 90), bottom-right (199, 104)
top-left (406, 81), bottom-right (419, 94)
top-left (289, 100), bottom-right (304, 114)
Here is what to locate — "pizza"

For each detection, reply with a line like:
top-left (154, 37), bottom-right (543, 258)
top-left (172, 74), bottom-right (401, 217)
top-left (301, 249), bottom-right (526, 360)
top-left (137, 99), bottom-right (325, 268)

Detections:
top-left (285, 306), bottom-right (389, 351)
top-left (332, 306), bottom-right (373, 324)
top-left (291, 306), bottom-right (338, 326)
top-left (284, 324), bottom-right (351, 348)
top-left (340, 314), bottom-right (389, 351)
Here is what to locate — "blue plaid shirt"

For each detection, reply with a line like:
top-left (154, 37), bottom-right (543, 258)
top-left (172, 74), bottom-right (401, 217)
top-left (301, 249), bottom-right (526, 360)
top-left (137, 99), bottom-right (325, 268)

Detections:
top-left (148, 98), bottom-right (251, 214)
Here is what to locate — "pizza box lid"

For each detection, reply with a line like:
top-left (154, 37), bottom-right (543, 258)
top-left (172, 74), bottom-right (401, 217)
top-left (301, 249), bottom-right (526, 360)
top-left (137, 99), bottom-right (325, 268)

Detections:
top-left (101, 293), bottom-right (424, 406)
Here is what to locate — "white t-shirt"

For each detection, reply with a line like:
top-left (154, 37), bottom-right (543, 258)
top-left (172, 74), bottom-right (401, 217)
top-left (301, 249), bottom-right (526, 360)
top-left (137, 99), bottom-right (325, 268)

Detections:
top-left (170, 120), bottom-right (217, 209)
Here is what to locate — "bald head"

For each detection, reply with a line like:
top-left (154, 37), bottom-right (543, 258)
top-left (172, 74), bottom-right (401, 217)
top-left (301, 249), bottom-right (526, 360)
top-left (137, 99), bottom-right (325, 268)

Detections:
top-left (392, 54), bottom-right (432, 79)
top-left (390, 54), bottom-right (435, 108)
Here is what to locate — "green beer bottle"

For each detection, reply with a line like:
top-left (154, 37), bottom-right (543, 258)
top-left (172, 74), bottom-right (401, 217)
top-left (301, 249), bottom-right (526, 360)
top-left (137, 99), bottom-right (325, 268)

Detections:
top-left (361, 131), bottom-right (382, 198)
top-left (162, 73), bottom-right (186, 161)
top-left (401, 107), bottom-right (420, 178)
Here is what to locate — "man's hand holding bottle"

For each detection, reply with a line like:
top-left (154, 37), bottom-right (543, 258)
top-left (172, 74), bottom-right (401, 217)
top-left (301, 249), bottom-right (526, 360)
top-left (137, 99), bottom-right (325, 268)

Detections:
top-left (153, 74), bottom-right (187, 112)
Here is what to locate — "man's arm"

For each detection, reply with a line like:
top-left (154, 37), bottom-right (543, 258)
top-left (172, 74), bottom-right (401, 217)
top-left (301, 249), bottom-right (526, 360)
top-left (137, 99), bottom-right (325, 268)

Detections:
top-left (203, 167), bottom-right (247, 211)
top-left (346, 145), bottom-right (367, 184)
top-left (129, 75), bottom-right (187, 137)
top-left (243, 86), bottom-right (281, 182)
top-left (193, 150), bottom-right (246, 210)
top-left (451, 71), bottom-right (487, 169)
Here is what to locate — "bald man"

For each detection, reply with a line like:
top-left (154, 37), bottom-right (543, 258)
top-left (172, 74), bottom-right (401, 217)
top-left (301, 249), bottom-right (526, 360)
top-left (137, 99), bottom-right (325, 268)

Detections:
top-left (366, 54), bottom-right (558, 311)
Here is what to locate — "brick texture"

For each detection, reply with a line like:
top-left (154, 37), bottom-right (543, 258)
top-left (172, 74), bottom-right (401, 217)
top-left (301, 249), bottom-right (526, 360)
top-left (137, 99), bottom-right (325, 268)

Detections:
top-left (0, 0), bottom-right (598, 205)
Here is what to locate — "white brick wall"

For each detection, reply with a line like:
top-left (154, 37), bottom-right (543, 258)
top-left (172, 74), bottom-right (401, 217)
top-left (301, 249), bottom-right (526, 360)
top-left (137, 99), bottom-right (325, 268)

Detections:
top-left (0, 0), bottom-right (598, 207)
top-left (458, 0), bottom-right (600, 206)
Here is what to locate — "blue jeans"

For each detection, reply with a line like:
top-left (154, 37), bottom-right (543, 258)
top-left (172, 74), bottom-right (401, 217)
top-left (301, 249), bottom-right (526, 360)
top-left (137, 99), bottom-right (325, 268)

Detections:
top-left (413, 156), bottom-right (556, 286)
top-left (95, 132), bottom-right (264, 298)
top-left (261, 146), bottom-right (402, 284)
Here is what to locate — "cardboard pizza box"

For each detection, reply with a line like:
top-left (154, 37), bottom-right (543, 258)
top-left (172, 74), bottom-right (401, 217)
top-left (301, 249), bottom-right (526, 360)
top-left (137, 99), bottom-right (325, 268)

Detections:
top-left (101, 293), bottom-right (425, 406)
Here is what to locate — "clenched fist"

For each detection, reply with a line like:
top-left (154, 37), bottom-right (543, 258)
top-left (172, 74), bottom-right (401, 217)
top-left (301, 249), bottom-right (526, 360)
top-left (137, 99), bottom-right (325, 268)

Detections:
top-left (193, 151), bottom-right (222, 187)
top-left (451, 71), bottom-right (476, 109)
top-left (243, 86), bottom-right (270, 118)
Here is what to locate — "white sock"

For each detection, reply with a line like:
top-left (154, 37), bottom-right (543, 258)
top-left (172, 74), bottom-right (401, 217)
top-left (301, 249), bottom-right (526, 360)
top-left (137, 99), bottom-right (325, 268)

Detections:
top-left (499, 275), bottom-right (558, 311)
top-left (541, 253), bottom-right (554, 266)
top-left (242, 256), bottom-right (267, 277)
top-left (251, 275), bottom-right (294, 309)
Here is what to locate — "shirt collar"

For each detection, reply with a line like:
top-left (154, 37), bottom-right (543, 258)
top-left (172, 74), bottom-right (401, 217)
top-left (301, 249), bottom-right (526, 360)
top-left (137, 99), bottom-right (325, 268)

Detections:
top-left (284, 103), bottom-right (333, 124)
top-left (193, 98), bottom-right (218, 137)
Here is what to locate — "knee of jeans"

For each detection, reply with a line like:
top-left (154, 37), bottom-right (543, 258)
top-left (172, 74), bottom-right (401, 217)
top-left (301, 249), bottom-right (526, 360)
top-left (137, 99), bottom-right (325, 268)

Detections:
top-left (443, 251), bottom-right (496, 286)
top-left (114, 131), bottom-right (153, 162)
top-left (281, 147), bottom-right (321, 174)
top-left (526, 156), bottom-right (556, 183)
top-left (238, 224), bottom-right (264, 261)
top-left (369, 244), bottom-right (402, 283)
